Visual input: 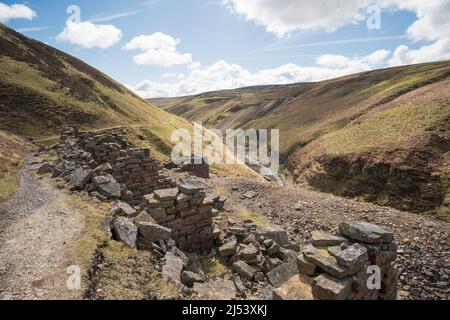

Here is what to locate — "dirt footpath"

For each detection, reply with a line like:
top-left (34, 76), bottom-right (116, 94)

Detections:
top-left (0, 157), bottom-right (85, 300)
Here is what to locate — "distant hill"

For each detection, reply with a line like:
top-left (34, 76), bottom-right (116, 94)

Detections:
top-left (151, 61), bottom-right (450, 217)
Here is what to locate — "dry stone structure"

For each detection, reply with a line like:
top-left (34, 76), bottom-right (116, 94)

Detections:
top-left (143, 183), bottom-right (224, 251)
top-left (51, 126), bottom-right (220, 252)
top-left (274, 221), bottom-right (398, 300)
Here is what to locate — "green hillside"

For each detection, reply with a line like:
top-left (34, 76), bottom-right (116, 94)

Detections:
top-left (0, 23), bottom-right (258, 182)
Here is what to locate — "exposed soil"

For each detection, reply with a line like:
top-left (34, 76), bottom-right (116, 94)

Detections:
top-left (299, 132), bottom-right (450, 215)
top-left (0, 157), bottom-right (85, 300)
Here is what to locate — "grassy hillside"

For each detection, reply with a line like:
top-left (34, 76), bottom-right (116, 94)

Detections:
top-left (152, 61), bottom-right (450, 217)
top-left (0, 23), bottom-right (190, 141)
top-left (0, 23), bottom-right (258, 179)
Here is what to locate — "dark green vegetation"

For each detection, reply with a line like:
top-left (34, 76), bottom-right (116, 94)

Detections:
top-left (151, 61), bottom-right (450, 218)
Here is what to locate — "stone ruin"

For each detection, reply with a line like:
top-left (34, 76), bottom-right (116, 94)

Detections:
top-left (274, 221), bottom-right (397, 300)
top-left (41, 126), bottom-right (223, 253)
top-left (37, 126), bottom-right (398, 300)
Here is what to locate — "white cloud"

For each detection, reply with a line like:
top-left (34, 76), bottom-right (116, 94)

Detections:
top-left (161, 72), bottom-right (177, 79)
top-left (0, 3), bottom-right (36, 21)
top-left (223, 0), bottom-right (450, 67)
top-left (223, 0), bottom-right (376, 37)
top-left (56, 21), bottom-right (122, 49)
top-left (123, 32), bottom-right (192, 66)
top-left (395, 0), bottom-right (450, 42)
top-left (131, 50), bottom-right (391, 98)
top-left (389, 39), bottom-right (450, 66)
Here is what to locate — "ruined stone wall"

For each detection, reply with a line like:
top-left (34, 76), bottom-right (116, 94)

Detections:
top-left (292, 221), bottom-right (397, 300)
top-left (112, 148), bottom-right (173, 199)
top-left (60, 126), bottom-right (173, 201)
top-left (143, 184), bottom-right (220, 252)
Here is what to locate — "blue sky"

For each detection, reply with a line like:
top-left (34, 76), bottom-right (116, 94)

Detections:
top-left (1, 0), bottom-right (449, 97)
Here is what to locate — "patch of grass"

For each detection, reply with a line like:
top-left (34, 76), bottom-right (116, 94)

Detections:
top-left (0, 130), bottom-right (35, 201)
top-left (92, 242), bottom-right (180, 300)
top-left (66, 194), bottom-right (110, 272)
top-left (0, 159), bottom-right (23, 201)
top-left (235, 208), bottom-right (269, 227)
top-left (200, 257), bottom-right (228, 277)
top-left (213, 186), bottom-right (231, 197)
top-left (319, 100), bottom-right (450, 155)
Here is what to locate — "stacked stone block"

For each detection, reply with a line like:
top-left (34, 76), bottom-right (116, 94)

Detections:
top-left (112, 148), bottom-right (173, 200)
top-left (296, 221), bottom-right (397, 300)
top-left (77, 130), bottom-right (130, 165)
top-left (143, 184), bottom-right (216, 251)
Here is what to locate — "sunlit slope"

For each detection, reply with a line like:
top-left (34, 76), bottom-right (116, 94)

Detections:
top-left (0, 23), bottom-right (189, 141)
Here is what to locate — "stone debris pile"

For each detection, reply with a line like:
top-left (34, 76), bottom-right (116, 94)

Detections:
top-left (275, 221), bottom-right (398, 300)
top-left (40, 126), bottom-right (173, 203)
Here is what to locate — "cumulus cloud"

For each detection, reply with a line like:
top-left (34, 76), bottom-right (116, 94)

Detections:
top-left (56, 21), bottom-right (122, 49)
top-left (0, 2), bottom-right (36, 21)
top-left (223, 0), bottom-right (450, 66)
top-left (395, 0), bottom-right (450, 42)
top-left (222, 0), bottom-right (376, 37)
top-left (123, 32), bottom-right (192, 66)
top-left (131, 50), bottom-right (391, 98)
top-left (389, 39), bottom-right (450, 66)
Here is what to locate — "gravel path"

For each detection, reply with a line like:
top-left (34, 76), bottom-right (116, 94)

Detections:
top-left (0, 157), bottom-right (85, 300)
top-left (178, 174), bottom-right (450, 300)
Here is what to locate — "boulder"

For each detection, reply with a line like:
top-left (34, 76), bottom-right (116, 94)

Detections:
top-left (310, 230), bottom-right (347, 247)
top-left (240, 244), bottom-right (259, 261)
top-left (263, 258), bottom-right (283, 273)
top-left (154, 188), bottom-right (179, 201)
top-left (37, 163), bottom-right (54, 174)
top-left (243, 191), bottom-right (257, 199)
top-left (69, 168), bottom-right (93, 190)
top-left (302, 245), bottom-right (349, 279)
top-left (93, 163), bottom-right (113, 176)
top-left (266, 262), bottom-right (298, 288)
top-left (218, 240), bottom-right (238, 257)
top-left (181, 271), bottom-right (205, 287)
top-left (162, 251), bottom-right (184, 284)
top-left (111, 217), bottom-right (137, 248)
top-left (232, 261), bottom-right (256, 280)
top-left (260, 225), bottom-right (289, 246)
top-left (339, 221), bottom-right (394, 244)
top-left (132, 210), bottom-right (157, 224)
top-left (178, 183), bottom-right (202, 195)
top-left (328, 244), bottom-right (369, 274)
top-left (114, 201), bottom-right (137, 217)
top-left (312, 274), bottom-right (351, 300)
top-left (93, 175), bottom-right (121, 199)
top-left (137, 222), bottom-right (171, 249)
top-left (297, 254), bottom-right (318, 276)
